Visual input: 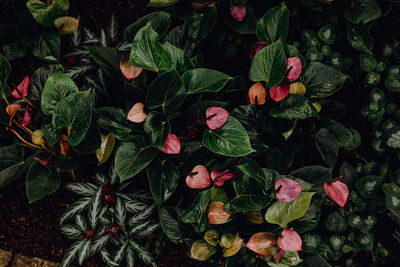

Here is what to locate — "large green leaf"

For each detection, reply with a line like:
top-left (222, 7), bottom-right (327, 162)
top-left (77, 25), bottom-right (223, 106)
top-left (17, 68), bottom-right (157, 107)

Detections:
top-left (202, 116), bottom-right (254, 157)
top-left (147, 0), bottom-right (179, 7)
top-left (290, 166), bottom-right (332, 186)
top-left (41, 116), bottom-right (62, 146)
top-left (225, 195), bottom-right (271, 213)
top-left (26, 162), bottom-right (60, 203)
top-left (182, 189), bottom-right (211, 223)
top-left (265, 192), bottom-right (315, 228)
top-left (87, 46), bottom-right (122, 80)
top-left (114, 135), bottom-right (157, 182)
top-left (147, 158), bottom-right (179, 208)
top-left (249, 40), bottom-right (286, 87)
top-left (162, 42), bottom-right (196, 74)
top-left (290, 195), bottom-right (322, 233)
top-left (145, 69), bottom-right (185, 114)
top-left (72, 123), bottom-right (101, 153)
top-left (130, 24), bottom-right (172, 72)
top-left (94, 107), bottom-right (132, 139)
top-left (301, 62), bottom-right (348, 98)
top-left (26, 0), bottom-right (69, 27)
top-left (124, 11), bottom-right (171, 42)
top-left (41, 72), bottom-right (79, 115)
top-left (315, 128), bottom-right (338, 168)
top-left (256, 2), bottom-right (289, 43)
top-left (0, 54), bottom-right (11, 98)
top-left (222, 5), bottom-right (257, 35)
top-left (52, 90), bottom-right (93, 146)
top-left (184, 6), bottom-right (217, 49)
top-left (32, 30), bottom-right (60, 63)
top-left (159, 206), bottom-right (184, 244)
top-left (0, 144), bottom-right (26, 187)
top-left (270, 94), bottom-right (318, 120)
top-left (319, 118), bottom-right (355, 149)
top-left (236, 158), bottom-right (278, 187)
top-left (183, 68), bottom-right (232, 94)
top-left (346, 23), bottom-right (373, 55)
top-left (144, 111), bottom-right (171, 149)
top-left (344, 0), bottom-right (382, 25)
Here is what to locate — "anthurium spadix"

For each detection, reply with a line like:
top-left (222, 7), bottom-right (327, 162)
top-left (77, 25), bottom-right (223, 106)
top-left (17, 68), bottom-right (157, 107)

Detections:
top-left (211, 170), bottom-right (234, 187)
top-left (120, 58), bottom-right (143, 80)
top-left (206, 107), bottom-right (229, 130)
top-left (324, 178), bottom-right (349, 208)
top-left (11, 75), bottom-right (29, 98)
top-left (186, 165), bottom-right (211, 189)
top-left (126, 102), bottom-right (147, 123)
top-left (275, 178), bottom-right (303, 202)
top-left (246, 232), bottom-right (277, 256)
top-left (207, 202), bottom-right (232, 224)
top-left (277, 229), bottom-right (302, 252)
top-left (230, 5), bottom-right (246, 22)
top-left (248, 82), bottom-right (266, 105)
top-left (159, 133), bottom-right (181, 154)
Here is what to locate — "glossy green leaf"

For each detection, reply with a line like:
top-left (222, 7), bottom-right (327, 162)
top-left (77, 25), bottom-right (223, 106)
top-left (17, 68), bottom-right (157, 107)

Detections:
top-left (41, 72), bottom-right (79, 115)
top-left (290, 166), bottom-right (331, 186)
top-left (182, 189), bottom-right (211, 223)
top-left (147, 0), bottom-right (179, 7)
top-left (225, 195), bottom-right (271, 213)
top-left (72, 123), bottom-right (101, 153)
top-left (94, 107), bottom-right (132, 139)
top-left (159, 206), bottom-right (184, 244)
top-left (270, 94), bottom-right (318, 120)
top-left (115, 135), bottom-right (157, 182)
top-left (265, 192), bottom-right (315, 228)
top-left (319, 118), bottom-right (355, 149)
top-left (249, 40), bottom-right (286, 87)
top-left (265, 148), bottom-right (295, 173)
top-left (236, 158), bottom-right (278, 187)
top-left (124, 11), bottom-right (171, 42)
top-left (346, 23), bottom-right (373, 55)
top-left (144, 111), bottom-right (171, 149)
top-left (355, 175), bottom-right (384, 199)
top-left (130, 24), bottom-right (172, 72)
top-left (0, 54), bottom-right (11, 98)
top-left (26, 163), bottom-right (60, 203)
top-left (256, 2), bottom-right (289, 43)
top-left (87, 46), bottom-right (122, 80)
top-left (52, 90), bottom-right (92, 146)
top-left (290, 195), bottom-right (322, 233)
top-left (26, 0), bottom-right (69, 27)
top-left (300, 252), bottom-right (331, 267)
top-left (0, 144), bottom-right (26, 187)
top-left (344, 0), bottom-right (382, 25)
top-left (147, 158), bottom-right (179, 208)
top-left (183, 68), bottom-right (232, 94)
top-left (202, 116), bottom-right (254, 157)
top-left (41, 116), bottom-right (61, 146)
top-left (184, 6), bottom-right (218, 48)
top-left (32, 30), bottom-right (60, 63)
top-left (145, 69), bottom-right (185, 114)
top-left (162, 42), bottom-right (196, 73)
top-left (315, 128), bottom-right (338, 168)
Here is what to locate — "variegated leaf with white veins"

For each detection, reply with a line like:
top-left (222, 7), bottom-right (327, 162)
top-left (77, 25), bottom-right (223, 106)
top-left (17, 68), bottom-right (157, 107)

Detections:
top-left (60, 197), bottom-right (91, 224)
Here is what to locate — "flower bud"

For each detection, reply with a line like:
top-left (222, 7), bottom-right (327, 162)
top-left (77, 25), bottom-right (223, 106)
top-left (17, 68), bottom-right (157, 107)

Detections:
top-left (32, 130), bottom-right (46, 146)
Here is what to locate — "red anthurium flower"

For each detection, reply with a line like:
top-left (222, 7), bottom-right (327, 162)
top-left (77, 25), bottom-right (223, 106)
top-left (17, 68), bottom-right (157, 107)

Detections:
top-left (207, 202), bottom-right (232, 224)
top-left (206, 107), bottom-right (229, 130)
top-left (6, 103), bottom-right (21, 126)
top-left (246, 232), bottom-right (277, 256)
top-left (159, 133), bottom-right (181, 154)
top-left (126, 102), bottom-right (147, 123)
top-left (21, 105), bottom-right (32, 127)
top-left (211, 170), bottom-right (234, 187)
top-left (275, 178), bottom-right (303, 203)
top-left (277, 229), bottom-right (302, 252)
top-left (248, 82), bottom-right (267, 105)
top-left (250, 42), bottom-right (270, 60)
top-left (11, 75), bottom-right (29, 98)
top-left (230, 5), bottom-right (246, 22)
top-left (186, 165), bottom-right (211, 189)
top-left (120, 58), bottom-right (143, 80)
top-left (324, 179), bottom-right (349, 208)
top-left (286, 57), bottom-right (302, 82)
top-left (270, 84), bottom-right (290, 102)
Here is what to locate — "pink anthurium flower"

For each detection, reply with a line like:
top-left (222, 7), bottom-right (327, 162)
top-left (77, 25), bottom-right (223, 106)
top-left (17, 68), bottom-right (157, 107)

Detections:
top-left (246, 232), bottom-right (277, 256)
top-left (11, 75), bottom-right (29, 98)
top-left (207, 202), bottom-right (232, 224)
top-left (6, 104), bottom-right (21, 126)
top-left (159, 133), bottom-right (181, 154)
top-left (126, 102), bottom-right (147, 123)
top-left (120, 58), bottom-right (143, 80)
top-left (286, 57), bottom-right (302, 82)
top-left (211, 170), bottom-right (235, 187)
top-left (270, 84), bottom-right (290, 102)
top-left (206, 107), bottom-right (229, 130)
top-left (324, 177), bottom-right (349, 208)
top-left (186, 165), bottom-right (211, 189)
top-left (275, 178), bottom-right (303, 203)
top-left (21, 105), bottom-right (32, 127)
top-left (230, 5), bottom-right (246, 22)
top-left (277, 229), bottom-right (302, 252)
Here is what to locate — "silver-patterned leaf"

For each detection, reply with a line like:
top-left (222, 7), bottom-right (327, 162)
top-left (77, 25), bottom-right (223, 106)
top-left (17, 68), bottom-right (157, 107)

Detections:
top-left (129, 203), bottom-right (156, 224)
top-left (83, 28), bottom-right (99, 44)
top-left (60, 197), bottom-right (91, 225)
top-left (117, 41), bottom-right (132, 52)
top-left (60, 224), bottom-right (83, 240)
top-left (109, 164), bottom-right (119, 185)
top-left (128, 239), bottom-right (157, 267)
top-left (126, 247), bottom-right (135, 267)
top-left (124, 200), bottom-right (148, 213)
top-left (78, 239), bottom-right (92, 265)
top-left (136, 223), bottom-right (159, 237)
top-left (70, 15), bottom-right (81, 47)
top-left (100, 29), bottom-right (108, 47)
top-left (107, 14), bottom-right (119, 40)
top-left (75, 214), bottom-right (87, 232)
top-left (95, 224), bottom-right (108, 237)
top-left (88, 187), bottom-right (103, 230)
top-left (113, 242), bottom-right (127, 264)
top-left (66, 182), bottom-right (98, 196)
top-left (115, 197), bottom-right (126, 230)
top-left (129, 221), bottom-right (159, 237)
top-left (90, 234), bottom-right (111, 255)
top-left (93, 172), bottom-right (108, 185)
top-left (61, 240), bottom-right (85, 267)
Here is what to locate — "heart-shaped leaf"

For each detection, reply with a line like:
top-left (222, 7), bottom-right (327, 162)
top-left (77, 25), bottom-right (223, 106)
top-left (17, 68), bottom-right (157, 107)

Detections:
top-left (26, 162), bottom-right (60, 203)
top-left (270, 94), bottom-right (318, 120)
top-left (230, 5), bottom-right (247, 22)
top-left (126, 102), bottom-right (147, 123)
top-left (54, 16), bottom-right (79, 35)
top-left (11, 75), bottom-right (29, 98)
top-left (204, 230), bottom-right (219, 246)
top-left (183, 68), bottom-right (232, 94)
top-left (277, 229), bottom-right (302, 252)
top-left (246, 232), bottom-right (277, 256)
top-left (207, 202), bottom-right (232, 224)
top-left (182, 188), bottom-right (211, 223)
top-left (270, 84), bottom-right (290, 102)
top-left (26, 0), bottom-right (69, 27)
top-left (32, 30), bottom-right (60, 63)
top-left (211, 170), bottom-right (234, 187)
top-left (315, 128), bottom-right (338, 168)
top-left (221, 232), bottom-right (239, 248)
top-left (324, 180), bottom-right (349, 208)
top-left (190, 240), bottom-right (217, 261)
top-left (248, 82), bottom-right (266, 105)
top-left (256, 2), bottom-right (289, 43)
top-left (206, 107), bottom-right (229, 130)
top-left (120, 58), bottom-right (142, 80)
top-left (124, 11), bottom-right (171, 42)
top-left (186, 165), bottom-right (211, 189)
top-left (0, 144), bottom-right (26, 187)
top-left (275, 178), bottom-right (303, 203)
top-left (95, 107), bottom-right (132, 139)
top-left (159, 133), bottom-right (180, 154)
top-left (286, 57), bottom-right (302, 82)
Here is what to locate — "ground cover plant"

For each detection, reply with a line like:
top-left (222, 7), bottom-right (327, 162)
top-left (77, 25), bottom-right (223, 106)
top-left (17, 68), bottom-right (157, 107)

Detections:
top-left (0, 0), bottom-right (399, 266)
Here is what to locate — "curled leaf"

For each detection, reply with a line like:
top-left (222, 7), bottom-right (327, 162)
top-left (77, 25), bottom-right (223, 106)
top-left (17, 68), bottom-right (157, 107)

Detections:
top-left (21, 105), bottom-right (32, 127)
top-left (221, 232), bottom-right (239, 248)
top-left (290, 82), bottom-right (306, 95)
top-left (324, 180), bottom-right (349, 208)
top-left (223, 237), bottom-right (243, 257)
top-left (270, 84), bottom-right (290, 102)
top-left (120, 58), bottom-right (143, 80)
top-left (6, 104), bottom-right (21, 126)
top-left (207, 202), bottom-right (232, 224)
top-left (248, 82), bottom-right (266, 105)
top-left (54, 16), bottom-right (79, 35)
top-left (186, 165), bottom-right (211, 189)
top-left (275, 178), bottom-right (303, 203)
top-left (286, 57), bottom-right (302, 82)
top-left (204, 230), bottom-right (219, 246)
top-left (211, 170), bottom-right (234, 187)
top-left (191, 240), bottom-right (217, 261)
top-left (95, 133), bottom-right (116, 165)
top-left (206, 107), bottom-right (229, 130)
top-left (277, 229), bottom-right (302, 252)
top-left (11, 75), bottom-right (29, 98)
top-left (159, 133), bottom-right (180, 154)
top-left (246, 232), bottom-right (277, 256)
top-left (126, 102), bottom-right (147, 123)
top-left (230, 5), bottom-right (246, 22)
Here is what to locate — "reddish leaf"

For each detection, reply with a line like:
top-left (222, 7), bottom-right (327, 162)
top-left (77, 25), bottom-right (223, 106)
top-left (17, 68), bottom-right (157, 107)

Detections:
top-left (248, 82), bottom-right (266, 105)
top-left (250, 42), bottom-right (270, 60)
top-left (21, 105), bottom-right (32, 127)
top-left (11, 75), bottom-right (29, 98)
top-left (206, 107), bottom-right (229, 130)
top-left (159, 133), bottom-right (181, 154)
top-left (246, 232), bottom-right (277, 256)
top-left (186, 165), bottom-right (211, 189)
top-left (6, 103), bottom-right (21, 126)
top-left (324, 180), bottom-right (349, 208)
top-left (275, 178), bottom-right (303, 203)
top-left (208, 202), bottom-right (232, 224)
top-left (120, 58), bottom-right (143, 80)
top-left (277, 229), bottom-right (302, 252)
top-left (270, 84), bottom-right (290, 102)
top-left (211, 170), bottom-right (234, 187)
top-left (126, 102), bottom-right (147, 123)
top-left (230, 5), bottom-right (246, 22)
top-left (286, 57), bottom-right (302, 82)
